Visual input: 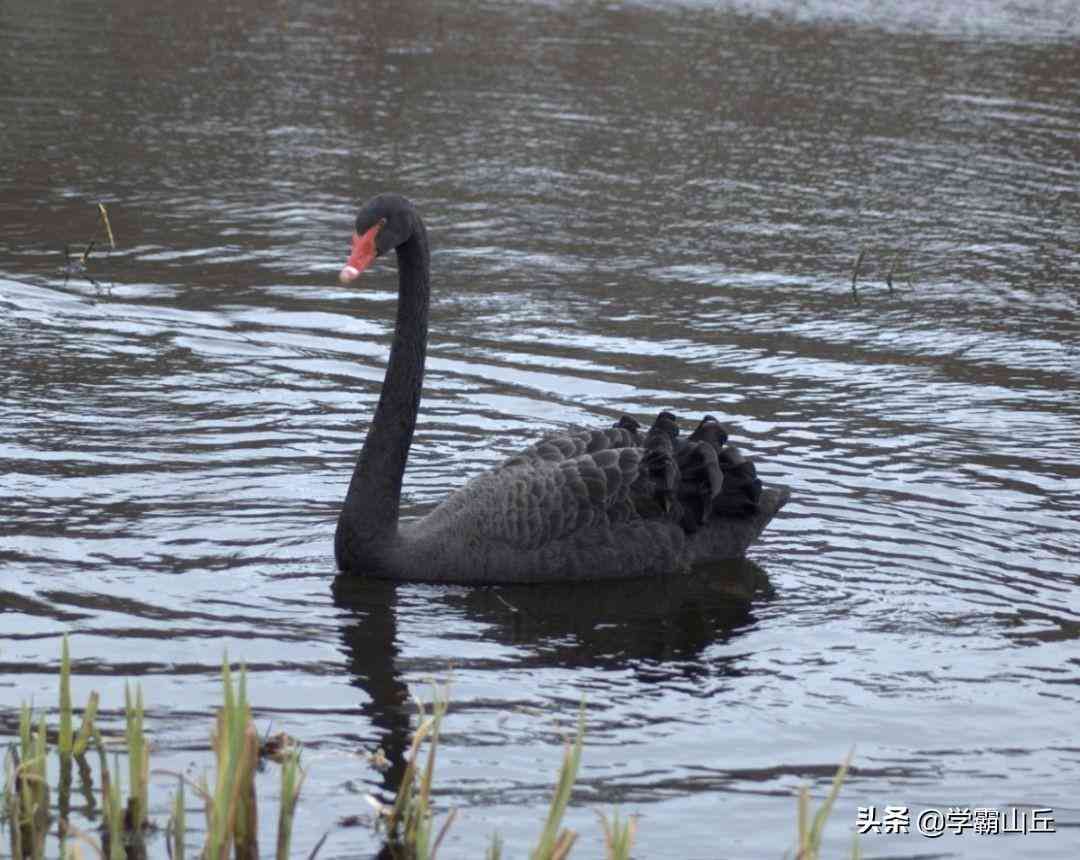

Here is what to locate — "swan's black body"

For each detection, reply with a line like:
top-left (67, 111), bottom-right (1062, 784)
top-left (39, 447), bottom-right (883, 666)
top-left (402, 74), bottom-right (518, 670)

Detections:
top-left (334, 194), bottom-right (789, 582)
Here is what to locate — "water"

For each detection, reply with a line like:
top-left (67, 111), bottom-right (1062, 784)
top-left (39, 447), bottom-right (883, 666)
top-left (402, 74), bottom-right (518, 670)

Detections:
top-left (2, 0), bottom-right (1079, 857)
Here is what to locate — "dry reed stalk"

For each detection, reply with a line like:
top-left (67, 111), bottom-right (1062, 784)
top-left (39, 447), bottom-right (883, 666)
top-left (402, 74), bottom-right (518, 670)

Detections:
top-left (98, 204), bottom-right (116, 249)
top-left (851, 248), bottom-right (867, 294)
top-left (886, 253), bottom-right (900, 292)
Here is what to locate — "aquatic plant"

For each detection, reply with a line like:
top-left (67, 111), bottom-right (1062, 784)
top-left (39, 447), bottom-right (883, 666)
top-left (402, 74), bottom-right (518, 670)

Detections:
top-left (851, 248), bottom-right (867, 294)
top-left (205, 658), bottom-right (259, 860)
top-left (97, 203), bottom-right (116, 250)
top-left (597, 809), bottom-right (637, 860)
top-left (529, 708), bottom-right (585, 860)
top-left (849, 246), bottom-right (912, 296)
top-left (794, 751), bottom-right (854, 860)
top-left (369, 686), bottom-right (455, 860)
top-left (4, 704), bottom-right (50, 860)
top-left (2, 640), bottom-right (857, 858)
top-left (274, 742), bottom-right (305, 860)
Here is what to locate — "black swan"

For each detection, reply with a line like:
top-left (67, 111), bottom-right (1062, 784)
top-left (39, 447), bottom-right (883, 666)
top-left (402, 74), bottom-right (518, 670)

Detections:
top-left (334, 193), bottom-right (790, 582)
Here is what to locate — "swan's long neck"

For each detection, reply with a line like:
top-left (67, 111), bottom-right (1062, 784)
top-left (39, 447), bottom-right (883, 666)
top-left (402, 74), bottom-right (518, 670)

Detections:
top-left (336, 216), bottom-right (430, 571)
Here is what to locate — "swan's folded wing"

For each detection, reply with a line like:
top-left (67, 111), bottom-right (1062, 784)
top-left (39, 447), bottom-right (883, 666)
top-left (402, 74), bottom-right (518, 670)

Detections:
top-left (710, 445), bottom-right (763, 516)
top-left (442, 445), bottom-right (678, 551)
top-left (677, 441), bottom-right (724, 500)
top-left (497, 425), bottom-right (641, 470)
top-left (674, 440), bottom-right (724, 530)
top-left (639, 446), bottom-right (679, 514)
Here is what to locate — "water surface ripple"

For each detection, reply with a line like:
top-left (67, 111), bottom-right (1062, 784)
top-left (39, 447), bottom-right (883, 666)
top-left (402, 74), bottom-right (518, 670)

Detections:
top-left (1, 1), bottom-right (1078, 857)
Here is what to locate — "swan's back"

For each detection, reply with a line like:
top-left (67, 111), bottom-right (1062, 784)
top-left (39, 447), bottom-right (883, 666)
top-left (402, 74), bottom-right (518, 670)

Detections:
top-left (498, 422), bottom-right (641, 470)
top-left (392, 413), bottom-right (787, 583)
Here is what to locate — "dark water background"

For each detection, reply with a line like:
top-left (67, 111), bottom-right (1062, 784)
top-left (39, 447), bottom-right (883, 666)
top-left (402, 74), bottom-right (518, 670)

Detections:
top-left (2, 0), bottom-right (1079, 857)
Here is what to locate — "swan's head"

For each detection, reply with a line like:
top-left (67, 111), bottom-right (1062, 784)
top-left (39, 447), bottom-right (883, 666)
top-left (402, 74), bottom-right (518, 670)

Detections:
top-left (339, 193), bottom-right (417, 285)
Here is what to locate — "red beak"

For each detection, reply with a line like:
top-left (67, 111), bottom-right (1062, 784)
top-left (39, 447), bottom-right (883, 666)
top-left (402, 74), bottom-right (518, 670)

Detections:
top-left (339, 221), bottom-right (382, 284)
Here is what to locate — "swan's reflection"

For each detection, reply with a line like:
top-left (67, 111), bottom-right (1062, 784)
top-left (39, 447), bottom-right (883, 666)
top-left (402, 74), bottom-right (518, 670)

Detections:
top-left (442, 558), bottom-right (772, 667)
top-left (331, 560), bottom-right (772, 793)
top-left (331, 578), bottom-right (413, 793)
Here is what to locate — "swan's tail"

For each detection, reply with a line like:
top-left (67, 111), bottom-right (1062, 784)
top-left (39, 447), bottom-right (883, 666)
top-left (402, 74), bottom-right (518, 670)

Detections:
top-left (688, 483), bottom-right (791, 562)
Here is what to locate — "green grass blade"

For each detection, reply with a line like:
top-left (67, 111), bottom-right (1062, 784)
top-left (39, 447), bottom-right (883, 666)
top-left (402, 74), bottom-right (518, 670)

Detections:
top-left (794, 751), bottom-right (853, 860)
top-left (384, 720), bottom-right (426, 840)
top-left (797, 785), bottom-right (809, 855)
top-left (7, 747), bottom-right (24, 860)
top-left (597, 808), bottom-right (637, 860)
top-left (19, 703), bottom-right (32, 761)
top-left (209, 658), bottom-right (239, 860)
top-left (807, 751), bottom-right (852, 850)
top-left (103, 751), bottom-right (125, 860)
top-left (60, 635), bottom-right (74, 757)
top-left (207, 657), bottom-right (260, 860)
top-left (530, 707), bottom-right (585, 860)
top-left (72, 691), bottom-right (100, 758)
top-left (276, 749), bottom-right (306, 860)
top-left (170, 777), bottom-right (186, 860)
top-left (124, 682), bottom-right (148, 828)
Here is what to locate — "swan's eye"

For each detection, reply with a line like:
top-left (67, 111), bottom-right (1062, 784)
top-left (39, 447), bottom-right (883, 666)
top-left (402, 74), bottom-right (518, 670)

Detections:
top-left (363, 217), bottom-right (387, 239)
top-left (369, 218), bottom-right (388, 254)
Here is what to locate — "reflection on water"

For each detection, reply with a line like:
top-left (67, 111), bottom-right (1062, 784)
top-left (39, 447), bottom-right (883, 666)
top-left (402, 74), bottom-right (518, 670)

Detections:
top-left (2, 0), bottom-right (1079, 857)
top-left (331, 561), bottom-right (771, 797)
top-left (336, 559), bottom-right (769, 671)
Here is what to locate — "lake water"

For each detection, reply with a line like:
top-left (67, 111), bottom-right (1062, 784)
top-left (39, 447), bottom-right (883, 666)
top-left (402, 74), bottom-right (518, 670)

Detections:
top-left (2, 0), bottom-right (1078, 857)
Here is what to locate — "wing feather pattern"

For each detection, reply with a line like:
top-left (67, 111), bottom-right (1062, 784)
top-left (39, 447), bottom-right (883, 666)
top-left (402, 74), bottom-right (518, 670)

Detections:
top-left (498, 417), bottom-right (641, 470)
top-left (406, 412), bottom-right (767, 580)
